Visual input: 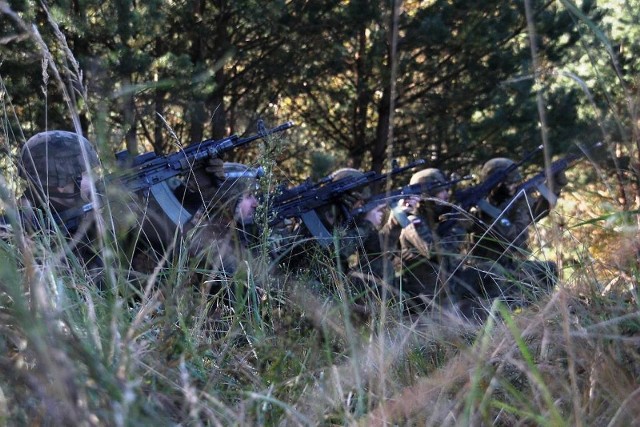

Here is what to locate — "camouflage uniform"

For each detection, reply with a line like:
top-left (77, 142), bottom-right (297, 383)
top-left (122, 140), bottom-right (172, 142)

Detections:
top-left (469, 157), bottom-right (567, 305)
top-left (397, 168), bottom-right (478, 308)
top-left (272, 168), bottom-right (393, 303)
top-left (18, 130), bottom-right (227, 289)
top-left (19, 130), bottom-right (105, 283)
top-left (187, 162), bottom-right (265, 300)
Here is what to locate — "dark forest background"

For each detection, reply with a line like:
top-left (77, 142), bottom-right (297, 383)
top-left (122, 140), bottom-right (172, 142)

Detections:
top-left (0, 0), bottom-right (638, 202)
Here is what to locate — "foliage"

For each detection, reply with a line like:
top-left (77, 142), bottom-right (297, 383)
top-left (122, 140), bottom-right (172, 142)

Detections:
top-left (0, 0), bottom-right (639, 425)
top-left (0, 0), bottom-right (608, 179)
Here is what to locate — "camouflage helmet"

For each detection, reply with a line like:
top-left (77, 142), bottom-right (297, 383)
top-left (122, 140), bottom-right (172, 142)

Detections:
top-left (20, 130), bottom-right (99, 189)
top-left (480, 158), bottom-right (522, 184)
top-left (409, 168), bottom-right (447, 196)
top-left (214, 162), bottom-right (262, 208)
top-left (329, 167), bottom-right (371, 200)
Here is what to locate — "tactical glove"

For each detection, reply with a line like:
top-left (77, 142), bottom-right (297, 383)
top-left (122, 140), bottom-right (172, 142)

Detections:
top-left (341, 191), bottom-right (363, 211)
top-left (188, 156), bottom-right (225, 192)
top-left (203, 156), bottom-right (226, 183)
top-left (552, 169), bottom-right (568, 189)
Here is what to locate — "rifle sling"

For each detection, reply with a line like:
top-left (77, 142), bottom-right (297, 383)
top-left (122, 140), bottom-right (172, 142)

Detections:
top-left (149, 181), bottom-right (193, 229)
top-left (300, 210), bottom-right (333, 248)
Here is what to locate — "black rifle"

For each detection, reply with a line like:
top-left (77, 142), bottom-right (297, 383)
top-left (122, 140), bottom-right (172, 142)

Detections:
top-left (515, 141), bottom-right (603, 195)
top-left (349, 174), bottom-right (472, 218)
top-left (268, 159), bottom-right (425, 246)
top-left (58, 121), bottom-right (294, 230)
top-left (471, 141), bottom-right (603, 231)
top-left (115, 121), bottom-right (294, 192)
top-left (436, 145), bottom-right (543, 235)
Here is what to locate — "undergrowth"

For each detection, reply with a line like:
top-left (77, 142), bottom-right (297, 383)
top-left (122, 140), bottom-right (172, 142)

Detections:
top-left (0, 2), bottom-right (639, 426)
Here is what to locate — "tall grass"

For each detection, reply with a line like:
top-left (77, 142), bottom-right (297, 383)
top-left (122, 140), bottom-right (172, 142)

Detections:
top-left (1, 2), bottom-right (639, 426)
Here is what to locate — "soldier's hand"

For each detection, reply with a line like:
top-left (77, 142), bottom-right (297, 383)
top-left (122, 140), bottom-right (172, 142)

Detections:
top-left (342, 192), bottom-right (362, 211)
top-left (364, 203), bottom-right (386, 228)
top-left (552, 169), bottom-right (568, 189)
top-left (188, 156), bottom-right (225, 192)
top-left (203, 157), bottom-right (226, 183)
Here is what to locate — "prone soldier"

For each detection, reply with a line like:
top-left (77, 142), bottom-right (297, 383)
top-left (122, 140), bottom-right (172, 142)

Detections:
top-left (18, 130), bottom-right (107, 285)
top-left (16, 129), bottom-right (228, 290)
top-left (469, 157), bottom-right (568, 306)
top-left (265, 167), bottom-right (395, 310)
top-left (395, 168), bottom-right (479, 311)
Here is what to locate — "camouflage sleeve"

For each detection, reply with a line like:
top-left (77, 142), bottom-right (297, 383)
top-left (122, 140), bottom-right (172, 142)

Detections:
top-left (339, 218), bottom-right (396, 285)
top-left (358, 220), bottom-right (382, 256)
top-left (183, 157), bottom-right (225, 203)
top-left (188, 222), bottom-right (239, 276)
top-left (379, 214), bottom-right (403, 252)
top-left (437, 220), bottom-right (468, 256)
top-left (338, 218), bottom-right (376, 260)
top-left (499, 195), bottom-right (531, 251)
top-left (399, 214), bottom-right (435, 260)
top-left (266, 219), bottom-right (306, 261)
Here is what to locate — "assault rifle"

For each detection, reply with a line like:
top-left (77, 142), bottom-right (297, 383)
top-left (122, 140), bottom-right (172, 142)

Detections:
top-left (349, 174), bottom-right (472, 218)
top-left (115, 120), bottom-right (294, 192)
top-left (514, 141), bottom-right (603, 198)
top-left (473, 141), bottom-right (603, 230)
top-left (58, 121), bottom-right (294, 230)
top-left (436, 145), bottom-right (543, 235)
top-left (268, 159), bottom-right (425, 246)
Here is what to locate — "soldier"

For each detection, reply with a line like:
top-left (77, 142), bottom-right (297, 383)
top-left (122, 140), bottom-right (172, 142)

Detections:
top-left (469, 157), bottom-right (568, 305)
top-left (187, 162), bottom-right (264, 300)
top-left (328, 168), bottom-right (395, 302)
top-left (17, 130), bottom-right (227, 290)
top-left (18, 130), bottom-right (106, 283)
top-left (396, 168), bottom-right (477, 311)
top-left (122, 155), bottom-right (226, 281)
top-left (268, 167), bottom-right (394, 308)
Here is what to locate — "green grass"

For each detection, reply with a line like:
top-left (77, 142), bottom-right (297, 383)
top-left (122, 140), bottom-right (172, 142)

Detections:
top-left (1, 1), bottom-right (640, 424)
top-left (4, 217), bottom-right (639, 426)
top-left (1, 135), bottom-right (640, 426)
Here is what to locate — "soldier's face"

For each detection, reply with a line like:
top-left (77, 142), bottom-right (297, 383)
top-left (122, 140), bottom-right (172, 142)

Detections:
top-left (236, 192), bottom-right (259, 223)
top-left (435, 188), bottom-right (449, 202)
top-left (79, 172), bottom-right (93, 202)
top-left (52, 171), bottom-right (92, 206)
